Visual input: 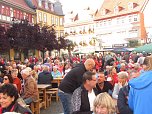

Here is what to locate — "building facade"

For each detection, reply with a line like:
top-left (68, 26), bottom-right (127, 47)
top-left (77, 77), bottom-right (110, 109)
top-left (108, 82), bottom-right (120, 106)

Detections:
top-left (0, 0), bottom-right (36, 61)
top-left (28, 0), bottom-right (64, 58)
top-left (29, 0), bottom-right (64, 37)
top-left (94, 0), bottom-right (150, 48)
top-left (0, 0), bottom-right (64, 60)
top-left (64, 8), bottom-right (100, 54)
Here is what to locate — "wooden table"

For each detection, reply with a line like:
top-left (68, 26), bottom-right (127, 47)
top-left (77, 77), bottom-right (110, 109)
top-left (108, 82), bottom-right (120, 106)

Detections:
top-left (52, 78), bottom-right (63, 86)
top-left (37, 84), bottom-right (51, 109)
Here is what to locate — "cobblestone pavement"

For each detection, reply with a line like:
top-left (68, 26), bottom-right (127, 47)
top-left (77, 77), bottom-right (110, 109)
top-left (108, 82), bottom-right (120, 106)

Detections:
top-left (40, 100), bottom-right (63, 114)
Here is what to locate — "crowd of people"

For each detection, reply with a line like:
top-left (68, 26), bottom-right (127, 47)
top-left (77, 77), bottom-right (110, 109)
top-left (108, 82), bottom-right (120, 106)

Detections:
top-left (0, 51), bottom-right (151, 114)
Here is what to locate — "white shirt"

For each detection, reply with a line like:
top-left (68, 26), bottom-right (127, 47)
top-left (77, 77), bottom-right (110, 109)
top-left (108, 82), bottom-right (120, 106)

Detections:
top-left (88, 89), bottom-right (96, 111)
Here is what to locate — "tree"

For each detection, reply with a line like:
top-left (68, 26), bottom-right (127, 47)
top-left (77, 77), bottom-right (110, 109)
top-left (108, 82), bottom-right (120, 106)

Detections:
top-left (6, 19), bottom-right (58, 54)
top-left (64, 39), bottom-right (76, 55)
top-left (0, 26), bottom-right (10, 52)
top-left (128, 40), bottom-right (139, 47)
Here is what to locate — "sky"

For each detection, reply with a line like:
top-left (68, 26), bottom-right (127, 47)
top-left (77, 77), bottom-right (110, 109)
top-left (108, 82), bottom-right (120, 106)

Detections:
top-left (59, 0), bottom-right (103, 14)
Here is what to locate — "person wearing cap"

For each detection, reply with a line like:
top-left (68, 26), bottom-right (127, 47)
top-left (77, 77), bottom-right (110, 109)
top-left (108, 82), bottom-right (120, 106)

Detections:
top-left (58, 58), bottom-right (95, 114)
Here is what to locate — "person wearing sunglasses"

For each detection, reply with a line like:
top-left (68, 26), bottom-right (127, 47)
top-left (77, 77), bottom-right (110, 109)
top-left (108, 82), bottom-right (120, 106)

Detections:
top-left (3, 74), bottom-right (13, 85)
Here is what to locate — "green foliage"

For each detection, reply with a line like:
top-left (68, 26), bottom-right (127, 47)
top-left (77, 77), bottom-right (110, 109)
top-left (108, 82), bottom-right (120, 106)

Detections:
top-left (128, 40), bottom-right (139, 47)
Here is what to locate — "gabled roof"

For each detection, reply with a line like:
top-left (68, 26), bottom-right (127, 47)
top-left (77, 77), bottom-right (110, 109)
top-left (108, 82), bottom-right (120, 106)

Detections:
top-left (1, 0), bottom-right (35, 13)
top-left (95, 0), bottom-right (148, 20)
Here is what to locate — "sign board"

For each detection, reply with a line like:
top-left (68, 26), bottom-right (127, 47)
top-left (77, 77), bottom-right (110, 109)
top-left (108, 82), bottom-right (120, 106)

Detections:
top-left (112, 44), bottom-right (127, 48)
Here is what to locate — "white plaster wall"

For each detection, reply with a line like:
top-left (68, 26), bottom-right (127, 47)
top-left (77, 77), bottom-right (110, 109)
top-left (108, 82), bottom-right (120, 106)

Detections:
top-left (143, 0), bottom-right (152, 38)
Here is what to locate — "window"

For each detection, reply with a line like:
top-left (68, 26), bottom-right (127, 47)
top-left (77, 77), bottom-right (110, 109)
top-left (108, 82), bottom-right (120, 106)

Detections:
top-left (102, 9), bottom-right (106, 15)
top-left (45, 1), bottom-right (48, 9)
top-left (108, 19), bottom-right (111, 25)
top-left (121, 17), bottom-right (125, 23)
top-left (39, 12), bottom-right (42, 22)
top-left (28, 14), bottom-right (32, 23)
top-left (128, 2), bottom-right (133, 10)
top-left (26, 13), bottom-right (29, 20)
top-left (16, 10), bottom-right (20, 19)
top-left (38, 0), bottom-right (42, 7)
top-left (20, 12), bottom-right (23, 19)
top-left (32, 16), bottom-right (34, 23)
top-left (128, 15), bottom-right (132, 22)
top-left (96, 22), bottom-right (98, 27)
top-left (23, 12), bottom-right (26, 19)
top-left (133, 14), bottom-right (138, 22)
top-left (51, 4), bottom-right (54, 12)
top-left (114, 6), bottom-right (119, 14)
top-left (44, 13), bottom-right (47, 23)
top-left (13, 10), bottom-right (17, 18)
top-left (103, 20), bottom-right (106, 26)
top-left (56, 17), bottom-right (58, 25)
top-left (54, 16), bottom-right (56, 24)
top-left (1, 6), bottom-right (5, 15)
top-left (100, 21), bottom-right (102, 26)
top-left (117, 17), bottom-right (120, 24)
top-left (5, 7), bottom-right (10, 16)
top-left (10, 8), bottom-right (13, 17)
top-left (51, 15), bottom-right (54, 24)
top-left (60, 18), bottom-right (63, 26)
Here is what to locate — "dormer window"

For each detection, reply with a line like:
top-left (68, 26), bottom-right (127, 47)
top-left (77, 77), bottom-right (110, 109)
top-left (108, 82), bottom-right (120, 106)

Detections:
top-left (38, 0), bottom-right (42, 7)
top-left (42, 1), bottom-right (45, 8)
top-left (102, 8), bottom-right (110, 15)
top-left (128, 2), bottom-right (138, 10)
top-left (45, 1), bottom-right (48, 9)
top-left (51, 4), bottom-right (54, 12)
top-left (114, 6), bottom-right (123, 14)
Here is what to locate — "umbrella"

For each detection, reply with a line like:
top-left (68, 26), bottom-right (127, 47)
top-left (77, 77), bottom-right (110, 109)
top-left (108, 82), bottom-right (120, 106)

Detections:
top-left (133, 43), bottom-right (152, 53)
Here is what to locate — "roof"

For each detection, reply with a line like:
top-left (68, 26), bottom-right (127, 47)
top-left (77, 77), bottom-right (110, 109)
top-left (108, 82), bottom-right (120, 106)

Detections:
top-left (53, 1), bottom-right (64, 16)
top-left (95, 0), bottom-right (148, 20)
top-left (30, 0), bottom-right (61, 15)
top-left (2, 0), bottom-right (35, 13)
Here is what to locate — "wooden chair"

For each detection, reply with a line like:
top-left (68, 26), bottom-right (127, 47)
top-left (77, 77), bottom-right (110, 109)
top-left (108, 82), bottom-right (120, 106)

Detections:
top-left (30, 99), bottom-right (45, 114)
top-left (46, 92), bottom-right (52, 107)
top-left (46, 88), bottom-right (59, 102)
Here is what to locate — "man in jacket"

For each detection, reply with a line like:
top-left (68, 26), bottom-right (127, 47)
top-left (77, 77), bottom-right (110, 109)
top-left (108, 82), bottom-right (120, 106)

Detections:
top-left (21, 67), bottom-right (39, 104)
top-left (71, 71), bottom-right (97, 114)
top-left (38, 65), bottom-right (53, 84)
top-left (58, 58), bottom-right (95, 114)
top-left (118, 70), bottom-right (140, 114)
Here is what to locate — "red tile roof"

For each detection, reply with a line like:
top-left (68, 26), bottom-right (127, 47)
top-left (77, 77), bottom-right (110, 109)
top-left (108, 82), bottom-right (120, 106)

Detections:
top-left (3, 0), bottom-right (35, 13)
top-left (95, 0), bottom-right (148, 20)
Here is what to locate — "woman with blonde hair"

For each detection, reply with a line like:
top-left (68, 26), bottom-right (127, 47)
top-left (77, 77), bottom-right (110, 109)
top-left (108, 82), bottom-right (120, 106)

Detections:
top-left (93, 92), bottom-right (116, 114)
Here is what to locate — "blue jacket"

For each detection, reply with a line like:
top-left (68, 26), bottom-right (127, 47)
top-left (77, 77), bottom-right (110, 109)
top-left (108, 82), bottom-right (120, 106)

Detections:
top-left (128, 71), bottom-right (152, 114)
